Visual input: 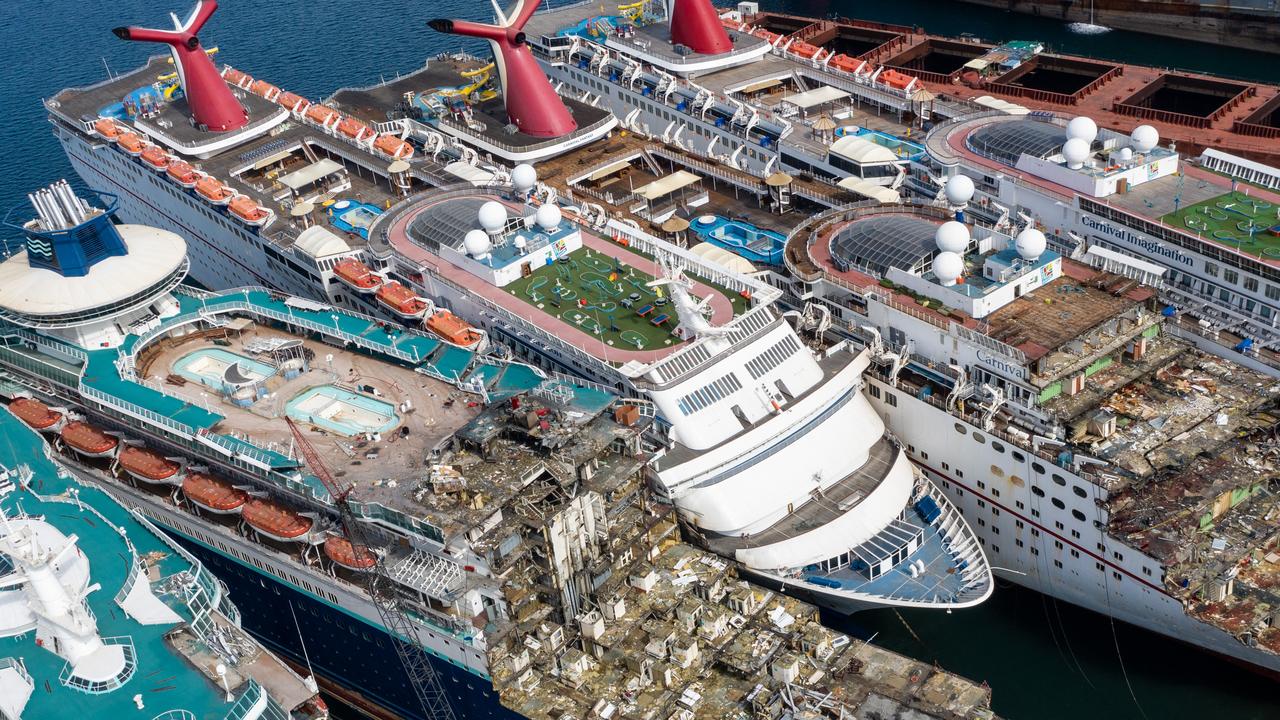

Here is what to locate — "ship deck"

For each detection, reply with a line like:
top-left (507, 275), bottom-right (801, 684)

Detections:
top-left (380, 192), bottom-right (750, 366)
top-left (0, 406), bottom-right (312, 719)
top-left (136, 326), bottom-right (480, 500)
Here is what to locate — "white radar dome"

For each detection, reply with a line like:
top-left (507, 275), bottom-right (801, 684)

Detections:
top-left (944, 174), bottom-right (975, 206)
top-left (535, 203), bottom-right (563, 230)
top-left (513, 235), bottom-right (528, 250)
top-left (1066, 116), bottom-right (1098, 143)
top-left (464, 229), bottom-right (492, 257)
top-left (1117, 147), bottom-right (1133, 162)
top-left (935, 220), bottom-right (970, 254)
top-left (478, 201), bottom-right (507, 232)
top-left (932, 251), bottom-right (964, 286)
top-left (511, 164), bottom-right (537, 192)
top-left (1015, 227), bottom-right (1047, 261)
top-left (1062, 138), bottom-right (1091, 169)
top-left (1131, 125), bottom-right (1159, 153)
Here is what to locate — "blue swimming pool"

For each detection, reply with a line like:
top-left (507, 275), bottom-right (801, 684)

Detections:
top-left (329, 200), bottom-right (383, 239)
top-left (690, 215), bottom-right (786, 265)
top-left (173, 348), bottom-right (276, 390)
top-left (286, 385), bottom-right (400, 436)
top-left (835, 126), bottom-right (927, 161)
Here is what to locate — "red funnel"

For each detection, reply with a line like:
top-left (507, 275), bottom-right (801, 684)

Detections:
top-left (113, 0), bottom-right (248, 132)
top-left (670, 0), bottom-right (733, 55)
top-left (428, 0), bottom-right (577, 138)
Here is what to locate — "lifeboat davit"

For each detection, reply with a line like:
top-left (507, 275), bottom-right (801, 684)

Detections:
top-left (376, 281), bottom-right (430, 319)
top-left (277, 91), bottom-right (308, 113)
top-left (228, 195), bottom-right (273, 227)
top-left (118, 445), bottom-right (181, 485)
top-left (94, 118), bottom-right (125, 142)
top-left (304, 104), bottom-right (339, 128)
top-left (333, 258), bottom-right (383, 294)
top-left (195, 175), bottom-right (234, 205)
top-left (182, 472), bottom-right (248, 514)
top-left (323, 536), bottom-right (377, 571)
top-left (373, 133), bottom-right (414, 160)
top-left (140, 145), bottom-right (170, 171)
top-left (243, 497), bottom-right (314, 542)
top-left (118, 133), bottom-right (145, 156)
top-left (9, 398), bottom-right (63, 433)
top-left (221, 66), bottom-right (253, 89)
top-left (248, 79), bottom-right (281, 102)
top-left (425, 309), bottom-right (485, 349)
top-left (336, 116), bottom-right (372, 142)
top-left (61, 421), bottom-right (118, 458)
top-left (167, 160), bottom-right (199, 188)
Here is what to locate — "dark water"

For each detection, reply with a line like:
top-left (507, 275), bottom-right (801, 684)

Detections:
top-left (1, 2), bottom-right (1276, 718)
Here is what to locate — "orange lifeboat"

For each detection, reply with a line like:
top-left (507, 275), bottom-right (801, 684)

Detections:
top-left (829, 54), bottom-right (863, 74)
top-left (94, 118), bottom-right (125, 142)
top-left (277, 91), bottom-right (308, 112)
top-left (243, 497), bottom-right (313, 542)
top-left (118, 445), bottom-right (181, 484)
top-left (789, 41), bottom-right (821, 59)
top-left (61, 421), bottom-right (118, 458)
top-left (140, 145), bottom-right (170, 171)
top-left (248, 79), bottom-right (281, 102)
top-left (195, 175), bottom-right (234, 205)
top-left (372, 133), bottom-right (414, 160)
top-left (221, 66), bottom-right (253, 89)
top-left (167, 160), bottom-right (199, 188)
top-left (9, 398), bottom-right (63, 432)
top-left (182, 472), bottom-right (248, 514)
top-left (336, 116), bottom-right (372, 141)
top-left (879, 69), bottom-right (916, 91)
top-left (425, 310), bottom-right (484, 349)
top-left (228, 195), bottom-right (273, 227)
top-left (118, 133), bottom-right (145, 156)
top-left (751, 28), bottom-right (782, 44)
top-left (376, 281), bottom-right (430, 319)
top-left (333, 258), bottom-right (383, 294)
top-left (304, 104), bottom-right (339, 128)
top-left (323, 536), bottom-right (377, 571)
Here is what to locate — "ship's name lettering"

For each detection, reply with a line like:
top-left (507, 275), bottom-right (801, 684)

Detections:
top-left (1081, 216), bottom-right (1193, 266)
top-left (976, 350), bottom-right (1026, 380)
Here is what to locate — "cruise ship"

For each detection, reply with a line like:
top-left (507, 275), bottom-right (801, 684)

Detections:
top-left (0, 399), bottom-right (324, 720)
top-left (41, 0), bottom-right (992, 619)
top-left (0, 179), bottom-right (1001, 718)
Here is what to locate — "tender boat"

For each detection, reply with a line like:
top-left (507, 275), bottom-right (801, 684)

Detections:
top-left (166, 160), bottom-right (199, 188)
top-left (228, 195), bottom-right (273, 226)
top-left (182, 471), bottom-right (249, 514)
top-left (140, 144), bottom-right (171, 171)
top-left (9, 397), bottom-right (63, 432)
top-left (118, 132), bottom-right (145, 156)
top-left (425, 309), bottom-right (485, 349)
top-left (60, 420), bottom-right (118, 457)
top-left (93, 118), bottom-right (125, 141)
top-left (376, 281), bottom-right (430, 319)
top-left (118, 444), bottom-right (181, 484)
top-left (220, 66), bottom-right (252, 88)
top-left (248, 79), bottom-right (281, 102)
top-left (323, 536), bottom-right (377, 571)
top-left (304, 104), bottom-right (339, 128)
top-left (373, 133), bottom-right (414, 159)
top-left (277, 91), bottom-right (308, 113)
top-left (336, 116), bottom-right (372, 141)
top-left (243, 497), bottom-right (314, 542)
top-left (195, 175), bottom-right (234, 204)
top-left (332, 258), bottom-right (383, 294)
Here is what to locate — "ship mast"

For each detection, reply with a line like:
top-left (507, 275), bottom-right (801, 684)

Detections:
top-left (284, 418), bottom-right (458, 720)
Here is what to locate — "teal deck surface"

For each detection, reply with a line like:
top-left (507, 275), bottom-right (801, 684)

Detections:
top-left (0, 407), bottom-right (237, 720)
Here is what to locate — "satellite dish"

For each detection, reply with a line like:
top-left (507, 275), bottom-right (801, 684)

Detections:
top-left (1065, 116), bottom-right (1098, 143)
top-left (932, 251), bottom-right (964, 286)
top-left (535, 204), bottom-right (562, 231)
top-left (1062, 138), bottom-right (1090, 169)
top-left (514, 235), bottom-right (528, 250)
top-left (1015, 227), bottom-right (1047, 261)
top-left (478, 201), bottom-right (507, 233)
top-left (464, 229), bottom-right (492, 257)
top-left (935, 220), bottom-right (970, 254)
top-left (1131, 125), bottom-right (1159, 154)
top-left (1117, 147), bottom-right (1133, 162)
top-left (511, 163), bottom-right (537, 192)
top-left (944, 174), bottom-right (975, 206)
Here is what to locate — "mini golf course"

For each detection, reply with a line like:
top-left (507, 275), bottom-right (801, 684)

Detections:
top-left (1162, 191), bottom-right (1280, 259)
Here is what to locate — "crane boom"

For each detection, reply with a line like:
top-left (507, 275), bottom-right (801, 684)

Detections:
top-left (285, 417), bottom-right (457, 720)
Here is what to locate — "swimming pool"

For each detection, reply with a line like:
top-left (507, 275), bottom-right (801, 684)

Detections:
top-left (835, 127), bottom-right (926, 161)
top-left (691, 215), bottom-right (786, 265)
top-left (173, 348), bottom-right (275, 390)
top-left (329, 200), bottom-right (383, 239)
top-left (286, 385), bottom-right (400, 436)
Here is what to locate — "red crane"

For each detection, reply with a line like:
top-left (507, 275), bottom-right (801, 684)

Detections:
top-left (285, 417), bottom-right (457, 720)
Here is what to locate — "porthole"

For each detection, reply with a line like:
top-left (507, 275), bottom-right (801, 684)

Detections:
top-left (1009, 474), bottom-right (1025, 487)
top-left (1032, 486), bottom-right (1045, 497)
top-left (973, 433), bottom-right (986, 445)
top-left (989, 464), bottom-right (1005, 477)
top-left (1072, 485), bottom-right (1088, 498)
top-left (1051, 498), bottom-right (1066, 510)
top-left (954, 423), bottom-right (967, 435)
top-left (1072, 509), bottom-right (1086, 522)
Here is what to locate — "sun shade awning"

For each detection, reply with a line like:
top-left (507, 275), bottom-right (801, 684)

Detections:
top-left (634, 170), bottom-right (702, 200)
top-left (588, 159), bottom-right (632, 181)
top-left (837, 176), bottom-right (902, 203)
top-left (279, 158), bottom-right (345, 191)
top-left (782, 86), bottom-right (850, 110)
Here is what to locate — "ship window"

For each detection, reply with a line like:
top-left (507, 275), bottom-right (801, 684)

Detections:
top-left (1071, 530), bottom-right (1081, 539)
top-left (1055, 521), bottom-right (1064, 530)
top-left (1031, 547), bottom-right (1039, 556)
top-left (992, 488), bottom-right (1001, 498)
top-left (1016, 520), bottom-right (1024, 529)
top-left (1016, 539), bottom-right (1024, 548)
top-left (1051, 498), bottom-right (1066, 510)
top-left (1143, 566), bottom-right (1152, 576)
top-left (973, 433), bottom-right (985, 445)
top-left (1052, 474), bottom-right (1066, 486)
top-left (1072, 485), bottom-right (1088, 498)
top-left (1009, 474), bottom-right (1025, 487)
top-left (1072, 508), bottom-right (1087, 523)
top-left (1054, 540), bottom-right (1063, 550)
top-left (1012, 450), bottom-right (1025, 462)
top-left (991, 441), bottom-right (1005, 453)
top-left (885, 392), bottom-right (898, 407)
top-left (1097, 562), bottom-right (1105, 572)
top-left (1054, 560), bottom-right (1063, 569)
top-left (953, 423), bottom-right (966, 435)
top-left (989, 465), bottom-right (1004, 477)
top-left (1031, 528), bottom-right (1040, 537)
top-left (991, 544), bottom-right (1000, 554)
top-left (977, 480), bottom-right (986, 489)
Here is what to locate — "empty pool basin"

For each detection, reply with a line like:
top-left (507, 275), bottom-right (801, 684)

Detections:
top-left (286, 385), bottom-right (400, 436)
top-left (174, 348), bottom-right (275, 392)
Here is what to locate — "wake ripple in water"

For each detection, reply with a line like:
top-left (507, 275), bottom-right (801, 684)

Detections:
top-left (1067, 22), bottom-right (1112, 35)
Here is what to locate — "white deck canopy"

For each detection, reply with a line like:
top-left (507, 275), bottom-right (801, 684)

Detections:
top-left (294, 226), bottom-right (352, 258)
top-left (782, 86), bottom-right (850, 110)
top-left (279, 158), bottom-right (345, 191)
top-left (587, 159), bottom-right (633, 182)
top-left (837, 176), bottom-right (902, 204)
top-left (444, 161), bottom-right (496, 186)
top-left (829, 135), bottom-right (900, 166)
top-left (634, 170), bottom-right (702, 200)
top-left (972, 96), bottom-right (1030, 116)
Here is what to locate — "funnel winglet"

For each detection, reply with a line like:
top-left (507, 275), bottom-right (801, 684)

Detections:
top-left (113, 0), bottom-right (248, 132)
top-left (428, 0), bottom-right (577, 138)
